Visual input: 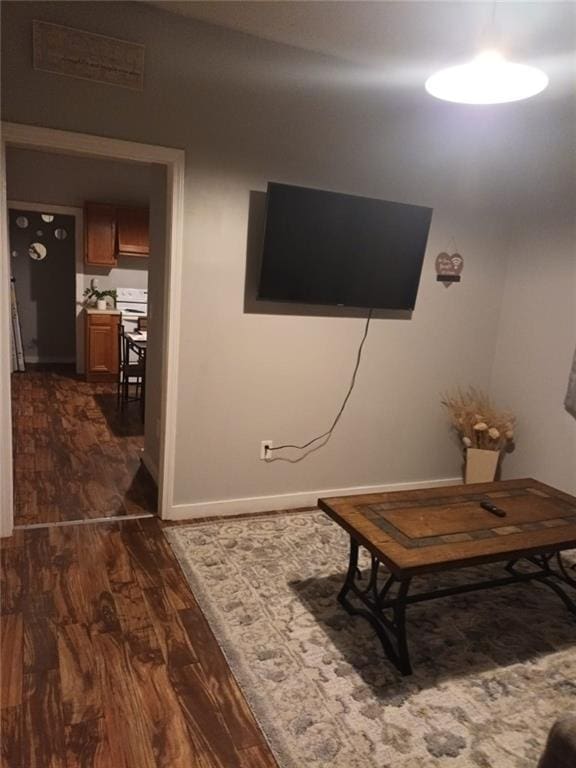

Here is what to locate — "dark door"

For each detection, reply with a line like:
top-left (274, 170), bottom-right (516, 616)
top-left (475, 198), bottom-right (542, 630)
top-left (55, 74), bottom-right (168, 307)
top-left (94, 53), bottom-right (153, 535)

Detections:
top-left (9, 208), bottom-right (76, 364)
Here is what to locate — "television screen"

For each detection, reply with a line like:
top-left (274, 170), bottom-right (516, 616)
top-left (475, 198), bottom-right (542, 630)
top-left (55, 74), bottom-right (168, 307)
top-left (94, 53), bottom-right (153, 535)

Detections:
top-left (257, 183), bottom-right (433, 310)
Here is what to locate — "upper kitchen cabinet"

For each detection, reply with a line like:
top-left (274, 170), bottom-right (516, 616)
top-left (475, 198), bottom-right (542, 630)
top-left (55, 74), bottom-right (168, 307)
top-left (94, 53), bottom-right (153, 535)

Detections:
top-left (85, 202), bottom-right (117, 266)
top-left (117, 206), bottom-right (149, 257)
top-left (85, 203), bottom-right (149, 266)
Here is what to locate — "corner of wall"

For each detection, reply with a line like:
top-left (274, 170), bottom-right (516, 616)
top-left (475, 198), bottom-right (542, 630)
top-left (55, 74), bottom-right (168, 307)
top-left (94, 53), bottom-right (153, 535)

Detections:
top-left (488, 223), bottom-right (517, 398)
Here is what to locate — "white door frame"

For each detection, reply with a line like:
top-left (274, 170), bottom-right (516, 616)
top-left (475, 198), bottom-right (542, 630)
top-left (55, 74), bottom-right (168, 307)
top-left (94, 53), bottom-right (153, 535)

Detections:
top-left (8, 201), bottom-right (83, 371)
top-left (0, 122), bottom-right (185, 536)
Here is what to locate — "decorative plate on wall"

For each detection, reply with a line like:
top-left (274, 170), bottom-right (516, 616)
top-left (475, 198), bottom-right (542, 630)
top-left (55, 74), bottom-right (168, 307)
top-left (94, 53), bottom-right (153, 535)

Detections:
top-left (28, 242), bottom-right (47, 261)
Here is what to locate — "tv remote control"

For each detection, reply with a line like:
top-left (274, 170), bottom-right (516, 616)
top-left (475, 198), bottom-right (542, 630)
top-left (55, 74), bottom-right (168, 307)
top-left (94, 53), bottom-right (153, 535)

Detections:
top-left (480, 499), bottom-right (507, 518)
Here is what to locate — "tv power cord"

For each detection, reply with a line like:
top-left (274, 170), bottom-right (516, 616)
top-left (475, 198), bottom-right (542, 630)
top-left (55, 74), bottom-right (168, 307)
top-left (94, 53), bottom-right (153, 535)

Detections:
top-left (267, 308), bottom-right (373, 455)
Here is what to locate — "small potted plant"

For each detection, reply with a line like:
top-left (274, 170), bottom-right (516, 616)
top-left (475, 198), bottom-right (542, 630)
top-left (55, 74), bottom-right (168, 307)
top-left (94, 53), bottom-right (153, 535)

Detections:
top-left (83, 287), bottom-right (117, 311)
top-left (442, 387), bottom-right (516, 483)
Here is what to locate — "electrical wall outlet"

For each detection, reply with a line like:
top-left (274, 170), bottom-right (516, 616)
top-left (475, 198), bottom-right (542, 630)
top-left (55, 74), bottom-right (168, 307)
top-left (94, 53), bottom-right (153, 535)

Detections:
top-left (260, 440), bottom-right (273, 460)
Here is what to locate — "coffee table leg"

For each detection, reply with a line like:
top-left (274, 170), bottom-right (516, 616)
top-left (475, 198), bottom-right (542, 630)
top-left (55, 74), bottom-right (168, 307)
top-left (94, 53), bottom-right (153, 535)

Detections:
top-left (509, 554), bottom-right (576, 616)
top-left (338, 535), bottom-right (413, 675)
top-left (338, 536), bottom-right (360, 605)
top-left (393, 580), bottom-right (412, 676)
top-left (556, 553), bottom-right (576, 589)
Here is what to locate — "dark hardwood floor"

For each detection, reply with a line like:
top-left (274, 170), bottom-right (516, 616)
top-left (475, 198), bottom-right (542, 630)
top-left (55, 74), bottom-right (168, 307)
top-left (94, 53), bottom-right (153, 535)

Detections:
top-left (0, 517), bottom-right (277, 768)
top-left (11, 369), bottom-right (157, 525)
top-left (5, 368), bottom-right (277, 766)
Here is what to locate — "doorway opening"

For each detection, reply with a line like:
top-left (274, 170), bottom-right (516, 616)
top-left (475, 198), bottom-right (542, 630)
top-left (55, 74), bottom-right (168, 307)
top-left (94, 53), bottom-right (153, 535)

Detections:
top-left (0, 123), bottom-right (184, 536)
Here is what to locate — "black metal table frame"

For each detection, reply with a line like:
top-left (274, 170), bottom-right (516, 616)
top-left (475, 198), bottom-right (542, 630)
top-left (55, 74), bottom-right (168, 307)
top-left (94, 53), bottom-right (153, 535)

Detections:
top-left (338, 535), bottom-right (576, 676)
top-left (125, 334), bottom-right (147, 422)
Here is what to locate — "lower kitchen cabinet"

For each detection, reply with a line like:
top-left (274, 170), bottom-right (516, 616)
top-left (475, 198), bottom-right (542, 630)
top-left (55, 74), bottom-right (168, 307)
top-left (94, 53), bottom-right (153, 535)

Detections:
top-left (85, 312), bottom-right (120, 382)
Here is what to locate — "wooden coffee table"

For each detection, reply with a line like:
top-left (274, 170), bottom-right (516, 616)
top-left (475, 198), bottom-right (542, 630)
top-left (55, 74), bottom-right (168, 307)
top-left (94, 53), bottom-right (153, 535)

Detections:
top-left (319, 478), bottom-right (576, 675)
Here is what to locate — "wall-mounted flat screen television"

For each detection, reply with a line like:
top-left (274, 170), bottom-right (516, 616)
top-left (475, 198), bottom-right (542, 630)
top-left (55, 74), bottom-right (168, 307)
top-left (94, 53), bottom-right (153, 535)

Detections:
top-left (257, 182), bottom-right (433, 310)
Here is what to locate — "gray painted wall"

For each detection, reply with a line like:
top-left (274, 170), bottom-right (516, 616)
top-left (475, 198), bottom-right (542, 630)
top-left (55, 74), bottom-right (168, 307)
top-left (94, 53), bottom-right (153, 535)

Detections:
top-left (9, 207), bottom-right (76, 363)
top-left (2, 1), bottom-right (574, 507)
top-left (490, 92), bottom-right (576, 494)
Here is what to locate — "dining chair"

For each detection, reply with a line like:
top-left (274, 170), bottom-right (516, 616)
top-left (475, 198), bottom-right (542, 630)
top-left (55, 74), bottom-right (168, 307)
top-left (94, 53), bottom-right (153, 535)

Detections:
top-left (117, 324), bottom-right (145, 410)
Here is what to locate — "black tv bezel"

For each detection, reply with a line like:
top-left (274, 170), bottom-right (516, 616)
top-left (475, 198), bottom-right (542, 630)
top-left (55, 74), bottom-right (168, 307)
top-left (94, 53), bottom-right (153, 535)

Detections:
top-left (256, 182), bottom-right (433, 311)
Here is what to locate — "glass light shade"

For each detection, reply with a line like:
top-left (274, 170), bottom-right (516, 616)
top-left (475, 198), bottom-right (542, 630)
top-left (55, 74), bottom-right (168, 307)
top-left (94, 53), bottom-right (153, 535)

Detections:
top-left (425, 50), bottom-right (549, 104)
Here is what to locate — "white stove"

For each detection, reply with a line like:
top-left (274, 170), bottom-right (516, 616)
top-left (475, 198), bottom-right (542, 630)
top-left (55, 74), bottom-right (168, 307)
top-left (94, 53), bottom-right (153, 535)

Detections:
top-left (116, 287), bottom-right (148, 334)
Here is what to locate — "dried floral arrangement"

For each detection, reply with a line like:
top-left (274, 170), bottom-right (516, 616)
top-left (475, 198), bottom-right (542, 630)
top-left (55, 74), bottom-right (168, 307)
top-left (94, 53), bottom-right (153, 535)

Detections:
top-left (442, 387), bottom-right (516, 452)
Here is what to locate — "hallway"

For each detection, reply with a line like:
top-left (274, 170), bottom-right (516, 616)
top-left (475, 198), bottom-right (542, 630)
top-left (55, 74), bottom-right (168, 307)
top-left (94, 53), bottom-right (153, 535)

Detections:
top-left (11, 368), bottom-right (157, 525)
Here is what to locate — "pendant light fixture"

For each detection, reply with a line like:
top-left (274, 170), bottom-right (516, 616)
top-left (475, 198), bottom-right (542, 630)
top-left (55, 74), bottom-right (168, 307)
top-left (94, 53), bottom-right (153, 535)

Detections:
top-left (425, 50), bottom-right (548, 104)
top-left (425, 4), bottom-right (549, 104)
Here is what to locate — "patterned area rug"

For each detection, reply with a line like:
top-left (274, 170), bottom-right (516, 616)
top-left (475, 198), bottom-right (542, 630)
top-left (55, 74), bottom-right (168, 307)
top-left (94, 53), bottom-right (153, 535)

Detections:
top-left (165, 512), bottom-right (576, 768)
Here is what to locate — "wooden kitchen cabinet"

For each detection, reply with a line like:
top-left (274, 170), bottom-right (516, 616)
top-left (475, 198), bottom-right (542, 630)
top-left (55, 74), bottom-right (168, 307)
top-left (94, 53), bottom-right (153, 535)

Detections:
top-left (117, 206), bottom-right (149, 257)
top-left (85, 203), bottom-right (117, 266)
top-left (85, 312), bottom-right (120, 382)
top-left (85, 203), bottom-right (149, 265)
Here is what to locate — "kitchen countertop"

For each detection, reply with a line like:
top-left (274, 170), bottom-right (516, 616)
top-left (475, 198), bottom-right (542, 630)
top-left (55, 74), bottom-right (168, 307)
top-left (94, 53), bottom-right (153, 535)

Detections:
top-left (85, 308), bottom-right (122, 315)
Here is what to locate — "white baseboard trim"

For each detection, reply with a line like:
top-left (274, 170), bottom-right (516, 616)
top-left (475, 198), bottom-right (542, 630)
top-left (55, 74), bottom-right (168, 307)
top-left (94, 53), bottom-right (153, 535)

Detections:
top-left (166, 476), bottom-right (462, 521)
top-left (141, 450), bottom-right (159, 484)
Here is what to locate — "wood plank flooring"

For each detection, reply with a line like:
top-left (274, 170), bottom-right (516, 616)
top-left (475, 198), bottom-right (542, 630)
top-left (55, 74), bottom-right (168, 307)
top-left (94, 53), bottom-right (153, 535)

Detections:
top-left (11, 369), bottom-right (157, 525)
top-left (0, 518), bottom-right (278, 768)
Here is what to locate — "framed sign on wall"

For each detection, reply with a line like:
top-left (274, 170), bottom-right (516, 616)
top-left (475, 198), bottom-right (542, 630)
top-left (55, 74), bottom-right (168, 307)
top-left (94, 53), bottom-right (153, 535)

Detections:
top-left (33, 20), bottom-right (145, 91)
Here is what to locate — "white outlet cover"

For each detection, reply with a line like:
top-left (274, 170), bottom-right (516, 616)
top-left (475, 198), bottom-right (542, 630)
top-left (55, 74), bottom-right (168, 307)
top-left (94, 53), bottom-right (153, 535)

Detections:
top-left (260, 440), bottom-right (273, 460)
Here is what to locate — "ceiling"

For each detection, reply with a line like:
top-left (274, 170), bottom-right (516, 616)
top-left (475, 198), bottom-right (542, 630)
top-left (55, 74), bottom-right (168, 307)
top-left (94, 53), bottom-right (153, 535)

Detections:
top-left (146, 1), bottom-right (574, 74)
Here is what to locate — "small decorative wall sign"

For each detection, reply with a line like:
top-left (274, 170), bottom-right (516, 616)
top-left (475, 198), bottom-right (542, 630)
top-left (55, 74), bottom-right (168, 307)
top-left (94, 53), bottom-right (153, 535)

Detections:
top-left (436, 252), bottom-right (464, 286)
top-left (33, 21), bottom-right (145, 91)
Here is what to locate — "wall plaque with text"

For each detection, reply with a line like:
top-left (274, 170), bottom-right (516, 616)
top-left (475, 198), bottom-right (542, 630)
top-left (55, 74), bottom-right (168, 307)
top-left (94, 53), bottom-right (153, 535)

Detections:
top-left (33, 20), bottom-right (145, 91)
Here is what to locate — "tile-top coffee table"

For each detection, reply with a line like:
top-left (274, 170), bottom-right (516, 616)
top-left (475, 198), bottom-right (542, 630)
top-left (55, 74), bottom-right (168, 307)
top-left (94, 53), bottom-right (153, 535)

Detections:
top-left (319, 478), bottom-right (576, 675)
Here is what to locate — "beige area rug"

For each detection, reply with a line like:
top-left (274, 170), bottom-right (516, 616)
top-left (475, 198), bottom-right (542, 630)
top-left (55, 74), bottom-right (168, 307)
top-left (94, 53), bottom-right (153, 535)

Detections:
top-left (165, 512), bottom-right (576, 768)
